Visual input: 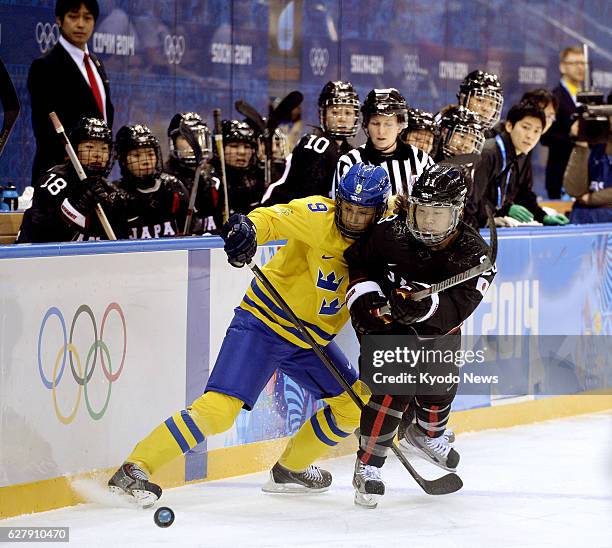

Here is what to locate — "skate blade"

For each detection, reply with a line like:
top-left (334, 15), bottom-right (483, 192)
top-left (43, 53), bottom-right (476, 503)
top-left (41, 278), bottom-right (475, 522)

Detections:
top-left (261, 480), bottom-right (329, 494)
top-left (398, 438), bottom-right (457, 473)
top-left (354, 490), bottom-right (379, 509)
top-left (108, 485), bottom-right (159, 509)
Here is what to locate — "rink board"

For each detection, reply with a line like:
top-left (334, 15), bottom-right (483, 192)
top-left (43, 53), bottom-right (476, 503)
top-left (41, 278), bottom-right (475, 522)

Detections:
top-left (0, 224), bottom-right (611, 518)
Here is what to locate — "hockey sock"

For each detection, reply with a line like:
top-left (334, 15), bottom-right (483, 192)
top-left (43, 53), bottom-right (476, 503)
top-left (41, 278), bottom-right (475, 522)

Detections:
top-left (358, 394), bottom-right (410, 468)
top-left (414, 396), bottom-right (452, 438)
top-left (128, 391), bottom-right (243, 474)
top-left (278, 382), bottom-right (367, 471)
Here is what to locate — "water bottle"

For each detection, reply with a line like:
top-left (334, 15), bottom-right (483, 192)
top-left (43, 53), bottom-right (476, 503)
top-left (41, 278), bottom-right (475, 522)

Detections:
top-left (1, 185), bottom-right (18, 211)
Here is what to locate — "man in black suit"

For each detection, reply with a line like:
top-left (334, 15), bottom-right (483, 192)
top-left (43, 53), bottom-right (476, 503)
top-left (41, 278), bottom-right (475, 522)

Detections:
top-left (28, 0), bottom-right (114, 184)
top-left (540, 46), bottom-right (585, 199)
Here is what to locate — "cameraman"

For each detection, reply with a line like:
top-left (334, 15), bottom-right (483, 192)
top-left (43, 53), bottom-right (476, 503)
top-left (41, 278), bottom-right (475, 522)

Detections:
top-left (563, 106), bottom-right (612, 224)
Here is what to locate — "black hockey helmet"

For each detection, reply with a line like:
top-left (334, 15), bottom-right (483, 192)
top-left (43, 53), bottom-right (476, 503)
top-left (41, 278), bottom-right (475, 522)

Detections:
top-left (221, 119), bottom-right (257, 169)
top-left (400, 108), bottom-right (440, 153)
top-left (221, 119), bottom-right (257, 147)
top-left (318, 80), bottom-right (360, 138)
top-left (439, 106), bottom-right (485, 158)
top-left (167, 112), bottom-right (212, 168)
top-left (361, 88), bottom-right (408, 128)
top-left (457, 70), bottom-right (504, 128)
top-left (69, 116), bottom-right (114, 177)
top-left (407, 163), bottom-right (468, 245)
top-left (115, 123), bottom-right (163, 183)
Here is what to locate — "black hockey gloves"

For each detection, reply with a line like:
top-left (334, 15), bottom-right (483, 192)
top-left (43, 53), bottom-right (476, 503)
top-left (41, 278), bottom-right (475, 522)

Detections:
top-left (389, 283), bottom-right (436, 325)
top-left (221, 213), bottom-right (257, 268)
top-left (69, 176), bottom-right (110, 216)
top-left (349, 291), bottom-right (392, 335)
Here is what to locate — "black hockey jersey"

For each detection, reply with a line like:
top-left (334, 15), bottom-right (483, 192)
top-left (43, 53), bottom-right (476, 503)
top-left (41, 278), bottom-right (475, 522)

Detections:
top-left (333, 140), bottom-right (433, 197)
top-left (261, 128), bottom-right (351, 205)
top-left (164, 158), bottom-right (221, 235)
top-left (17, 163), bottom-right (128, 243)
top-left (113, 173), bottom-right (188, 239)
top-left (345, 215), bottom-right (495, 336)
top-left (218, 163), bottom-right (265, 216)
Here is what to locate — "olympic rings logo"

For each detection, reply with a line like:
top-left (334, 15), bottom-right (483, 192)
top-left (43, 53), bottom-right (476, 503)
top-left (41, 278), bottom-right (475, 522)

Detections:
top-left (35, 22), bottom-right (60, 54)
top-left (37, 303), bottom-right (127, 424)
top-left (309, 47), bottom-right (329, 76)
top-left (164, 34), bottom-right (185, 65)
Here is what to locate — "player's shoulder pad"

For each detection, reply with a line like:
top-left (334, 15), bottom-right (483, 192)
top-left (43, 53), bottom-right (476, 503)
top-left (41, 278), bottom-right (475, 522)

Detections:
top-left (160, 172), bottom-right (188, 192)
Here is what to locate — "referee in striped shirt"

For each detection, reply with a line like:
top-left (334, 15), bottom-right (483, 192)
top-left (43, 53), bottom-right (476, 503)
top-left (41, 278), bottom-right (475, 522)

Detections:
top-left (332, 89), bottom-right (433, 197)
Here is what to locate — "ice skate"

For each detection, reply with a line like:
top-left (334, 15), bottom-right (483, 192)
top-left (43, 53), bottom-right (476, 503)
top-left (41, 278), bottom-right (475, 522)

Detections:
top-left (400, 423), bottom-right (460, 472)
top-left (398, 415), bottom-right (455, 444)
top-left (108, 462), bottom-right (162, 508)
top-left (262, 462), bottom-right (332, 493)
top-left (352, 458), bottom-right (385, 509)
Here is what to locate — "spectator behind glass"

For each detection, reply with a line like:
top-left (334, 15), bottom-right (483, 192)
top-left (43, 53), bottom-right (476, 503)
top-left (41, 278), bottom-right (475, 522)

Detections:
top-left (489, 88), bottom-right (558, 137)
top-left (563, 106), bottom-right (612, 224)
top-left (467, 101), bottom-right (569, 228)
top-left (28, 0), bottom-right (114, 184)
top-left (540, 46), bottom-right (586, 199)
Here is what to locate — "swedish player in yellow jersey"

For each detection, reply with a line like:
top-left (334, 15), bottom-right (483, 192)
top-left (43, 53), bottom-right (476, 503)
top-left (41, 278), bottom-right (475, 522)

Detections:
top-left (108, 163), bottom-right (391, 505)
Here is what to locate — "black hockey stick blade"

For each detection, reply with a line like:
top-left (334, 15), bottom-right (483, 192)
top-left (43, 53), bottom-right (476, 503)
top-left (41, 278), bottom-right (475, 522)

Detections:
top-left (0, 58), bottom-right (20, 157)
top-left (235, 100), bottom-right (266, 134)
top-left (390, 444), bottom-right (463, 495)
top-left (179, 119), bottom-right (203, 166)
top-left (267, 90), bottom-right (303, 133)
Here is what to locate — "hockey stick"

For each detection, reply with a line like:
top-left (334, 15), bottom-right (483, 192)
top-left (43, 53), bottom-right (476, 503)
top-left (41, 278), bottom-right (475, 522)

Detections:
top-left (378, 209), bottom-right (498, 315)
top-left (246, 260), bottom-right (463, 496)
top-left (213, 109), bottom-right (230, 224)
top-left (49, 112), bottom-right (117, 240)
top-left (0, 59), bottom-right (20, 158)
top-left (179, 120), bottom-right (204, 235)
top-left (267, 91), bottom-right (303, 135)
top-left (235, 100), bottom-right (266, 134)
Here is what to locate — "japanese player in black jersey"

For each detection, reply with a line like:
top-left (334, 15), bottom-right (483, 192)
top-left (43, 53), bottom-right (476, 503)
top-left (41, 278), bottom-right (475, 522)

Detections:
top-left (344, 163), bottom-right (496, 508)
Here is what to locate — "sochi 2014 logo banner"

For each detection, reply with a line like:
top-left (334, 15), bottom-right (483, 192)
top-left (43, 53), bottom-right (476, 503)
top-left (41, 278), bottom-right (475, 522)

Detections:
top-left (37, 304), bottom-right (126, 424)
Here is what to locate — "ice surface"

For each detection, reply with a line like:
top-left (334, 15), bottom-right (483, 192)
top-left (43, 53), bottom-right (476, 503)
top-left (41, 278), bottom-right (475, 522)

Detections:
top-left (2, 412), bottom-right (611, 547)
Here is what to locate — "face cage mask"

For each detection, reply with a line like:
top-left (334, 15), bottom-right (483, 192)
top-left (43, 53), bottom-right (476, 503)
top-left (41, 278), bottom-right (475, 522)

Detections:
top-left (224, 141), bottom-right (256, 169)
top-left (462, 88), bottom-right (503, 129)
top-left (78, 141), bottom-right (114, 177)
top-left (403, 129), bottom-right (437, 155)
top-left (169, 129), bottom-right (212, 168)
top-left (257, 131), bottom-right (289, 165)
top-left (334, 196), bottom-right (385, 239)
top-left (442, 125), bottom-right (485, 158)
top-left (321, 98), bottom-right (361, 138)
top-left (121, 145), bottom-right (163, 185)
top-left (407, 199), bottom-right (462, 246)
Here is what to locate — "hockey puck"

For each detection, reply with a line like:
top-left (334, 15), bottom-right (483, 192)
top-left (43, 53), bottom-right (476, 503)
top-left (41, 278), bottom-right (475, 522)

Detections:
top-left (154, 507), bottom-right (175, 528)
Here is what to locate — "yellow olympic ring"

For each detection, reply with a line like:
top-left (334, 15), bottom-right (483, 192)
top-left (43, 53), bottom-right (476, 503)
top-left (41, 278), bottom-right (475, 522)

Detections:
top-left (52, 343), bottom-right (82, 425)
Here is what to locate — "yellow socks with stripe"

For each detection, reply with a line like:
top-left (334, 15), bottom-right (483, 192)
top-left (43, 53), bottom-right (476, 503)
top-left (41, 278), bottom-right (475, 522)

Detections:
top-left (128, 391), bottom-right (243, 474)
top-left (278, 382), bottom-right (369, 471)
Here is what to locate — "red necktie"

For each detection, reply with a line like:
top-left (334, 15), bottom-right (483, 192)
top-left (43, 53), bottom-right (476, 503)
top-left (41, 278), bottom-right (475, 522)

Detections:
top-left (83, 52), bottom-right (104, 117)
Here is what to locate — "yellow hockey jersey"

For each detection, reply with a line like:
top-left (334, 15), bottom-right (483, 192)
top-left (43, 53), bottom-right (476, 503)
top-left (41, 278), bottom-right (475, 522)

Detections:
top-left (242, 196), bottom-right (353, 349)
